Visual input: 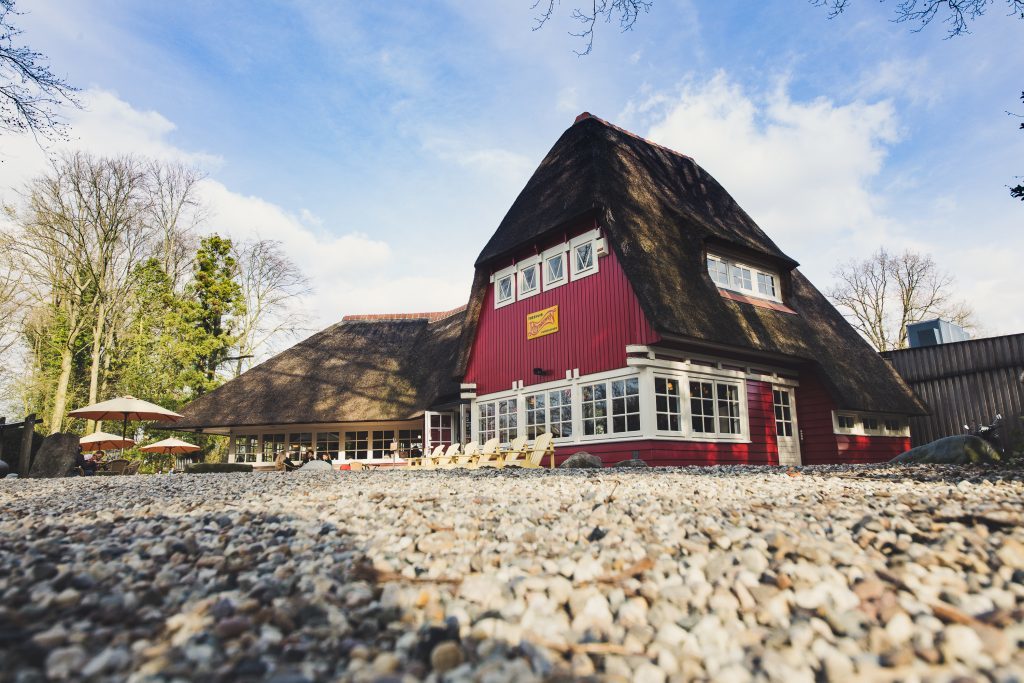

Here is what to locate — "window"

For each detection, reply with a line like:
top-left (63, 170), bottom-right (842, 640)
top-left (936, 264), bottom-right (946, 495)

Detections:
top-left (519, 264), bottom-right (539, 298)
top-left (495, 274), bottom-right (514, 306)
top-left (707, 252), bottom-right (782, 302)
top-left (288, 432), bottom-right (313, 459)
top-left (397, 429), bottom-right (423, 452)
top-left (498, 399), bottom-right (517, 443)
top-left (611, 378), bottom-right (641, 433)
top-left (570, 238), bottom-right (599, 280)
top-left (525, 392), bottom-right (546, 439)
top-left (544, 253), bottom-right (566, 289)
top-left (234, 434), bottom-right (258, 463)
top-left (344, 431), bottom-right (368, 458)
top-left (730, 264), bottom-right (752, 291)
top-left (429, 414), bottom-right (453, 446)
top-left (655, 377), bottom-right (682, 432)
top-left (772, 390), bottom-right (793, 437)
top-left (836, 414), bottom-right (856, 432)
top-left (317, 432), bottom-right (340, 460)
top-left (690, 380), bottom-right (742, 436)
top-left (581, 382), bottom-right (608, 435)
top-left (863, 417), bottom-right (880, 434)
top-left (372, 430), bottom-right (396, 456)
top-left (707, 256), bottom-right (729, 286)
top-left (262, 433), bottom-right (285, 462)
top-left (548, 388), bottom-right (573, 438)
top-left (884, 419), bottom-right (904, 435)
top-left (479, 402), bottom-right (496, 443)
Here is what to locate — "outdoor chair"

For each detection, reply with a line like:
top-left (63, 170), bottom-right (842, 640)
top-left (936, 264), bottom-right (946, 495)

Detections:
top-left (435, 443), bottom-right (461, 469)
top-left (452, 441), bottom-right (479, 467)
top-left (493, 435), bottom-right (527, 467)
top-left (467, 438), bottom-right (501, 468)
top-left (501, 432), bottom-right (554, 468)
top-left (124, 461), bottom-right (141, 475)
top-left (105, 459), bottom-right (130, 475)
top-left (407, 444), bottom-right (444, 469)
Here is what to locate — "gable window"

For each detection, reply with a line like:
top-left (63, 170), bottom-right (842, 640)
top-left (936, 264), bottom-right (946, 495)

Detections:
top-left (707, 252), bottom-right (782, 303)
top-left (569, 232), bottom-right (601, 281)
top-left (544, 251), bottom-right (567, 289)
top-left (519, 263), bottom-right (540, 298)
top-left (655, 377), bottom-right (683, 432)
top-left (575, 242), bottom-right (594, 272)
top-left (690, 380), bottom-right (742, 436)
top-left (495, 273), bottom-right (514, 307)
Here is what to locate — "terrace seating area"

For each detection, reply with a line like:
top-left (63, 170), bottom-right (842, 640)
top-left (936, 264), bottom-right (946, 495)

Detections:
top-left (406, 433), bottom-right (555, 470)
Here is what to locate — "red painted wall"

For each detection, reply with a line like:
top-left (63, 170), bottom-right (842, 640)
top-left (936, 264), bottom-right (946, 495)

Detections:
top-left (795, 371), bottom-right (910, 464)
top-left (465, 236), bottom-right (660, 396)
top-left (546, 380), bottom-right (780, 467)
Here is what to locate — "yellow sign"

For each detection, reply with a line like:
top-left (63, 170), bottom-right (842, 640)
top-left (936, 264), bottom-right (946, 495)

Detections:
top-left (527, 305), bottom-right (559, 340)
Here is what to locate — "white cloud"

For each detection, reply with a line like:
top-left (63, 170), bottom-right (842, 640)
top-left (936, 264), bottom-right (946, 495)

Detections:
top-left (634, 72), bottom-right (1023, 334)
top-left (0, 89), bottom-right (468, 329)
top-left (421, 135), bottom-right (534, 184)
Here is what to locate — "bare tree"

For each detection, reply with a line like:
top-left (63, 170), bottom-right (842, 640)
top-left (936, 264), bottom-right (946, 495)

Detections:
top-left (812, 0), bottom-right (1024, 37)
top-left (0, 0), bottom-right (79, 141)
top-left (531, 0), bottom-right (652, 55)
top-left (145, 161), bottom-right (205, 289)
top-left (827, 248), bottom-right (974, 351)
top-left (231, 238), bottom-right (312, 377)
top-left (10, 153), bottom-right (152, 433)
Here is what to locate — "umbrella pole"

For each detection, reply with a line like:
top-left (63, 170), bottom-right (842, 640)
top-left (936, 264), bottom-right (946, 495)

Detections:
top-left (122, 415), bottom-right (128, 457)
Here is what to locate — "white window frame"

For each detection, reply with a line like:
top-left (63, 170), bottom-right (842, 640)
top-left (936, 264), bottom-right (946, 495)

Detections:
top-left (517, 256), bottom-right (541, 300)
top-left (497, 397), bottom-right (518, 444)
top-left (542, 246), bottom-right (568, 291)
top-left (653, 374), bottom-right (684, 434)
top-left (832, 411), bottom-right (909, 437)
top-left (493, 265), bottom-right (516, 309)
top-left (686, 376), bottom-right (745, 440)
top-left (570, 230), bottom-right (600, 280)
top-left (707, 251), bottom-right (782, 303)
top-left (834, 413), bottom-right (857, 434)
top-left (772, 388), bottom-right (795, 438)
top-left (478, 401), bottom-right (497, 444)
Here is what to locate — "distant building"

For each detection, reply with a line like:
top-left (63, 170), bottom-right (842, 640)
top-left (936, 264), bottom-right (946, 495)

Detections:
top-left (883, 333), bottom-right (1024, 446)
top-left (906, 319), bottom-right (971, 348)
top-left (170, 113), bottom-right (926, 466)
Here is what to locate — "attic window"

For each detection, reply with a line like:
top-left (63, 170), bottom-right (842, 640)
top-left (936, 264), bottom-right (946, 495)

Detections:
top-left (707, 252), bottom-right (782, 303)
top-left (495, 271), bottom-right (515, 308)
top-left (519, 263), bottom-right (539, 298)
top-left (545, 253), bottom-right (565, 287)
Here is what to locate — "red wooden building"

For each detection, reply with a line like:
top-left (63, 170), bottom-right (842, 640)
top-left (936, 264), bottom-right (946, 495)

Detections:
top-left (456, 113), bottom-right (924, 466)
top-left (172, 114), bottom-right (924, 467)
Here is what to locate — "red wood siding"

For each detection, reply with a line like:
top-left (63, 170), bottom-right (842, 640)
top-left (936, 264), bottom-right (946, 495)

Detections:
top-left (465, 243), bottom-right (660, 396)
top-left (794, 371), bottom-right (839, 465)
top-left (547, 379), bottom-right (780, 467)
top-left (795, 370), bottom-right (911, 464)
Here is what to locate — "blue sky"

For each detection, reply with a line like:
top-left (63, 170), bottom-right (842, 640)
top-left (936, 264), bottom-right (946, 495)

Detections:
top-left (3, 0), bottom-right (1022, 334)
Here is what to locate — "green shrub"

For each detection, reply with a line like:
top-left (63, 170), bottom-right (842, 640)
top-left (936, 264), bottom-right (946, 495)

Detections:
top-left (185, 462), bottom-right (253, 474)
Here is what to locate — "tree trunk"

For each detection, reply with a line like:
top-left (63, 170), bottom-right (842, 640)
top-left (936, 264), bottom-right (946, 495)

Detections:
top-left (49, 346), bottom-right (75, 434)
top-left (86, 298), bottom-right (107, 434)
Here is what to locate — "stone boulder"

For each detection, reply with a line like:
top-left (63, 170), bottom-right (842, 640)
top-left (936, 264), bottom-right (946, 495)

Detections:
top-left (28, 433), bottom-right (80, 478)
top-left (558, 451), bottom-right (603, 469)
top-left (299, 460), bottom-right (334, 472)
top-left (891, 434), bottom-right (1001, 465)
top-left (614, 458), bottom-right (650, 468)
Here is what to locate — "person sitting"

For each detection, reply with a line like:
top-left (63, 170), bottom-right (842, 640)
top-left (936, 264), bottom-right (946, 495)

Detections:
top-left (319, 452), bottom-right (332, 463)
top-left (274, 451), bottom-right (298, 472)
top-left (71, 447), bottom-right (96, 476)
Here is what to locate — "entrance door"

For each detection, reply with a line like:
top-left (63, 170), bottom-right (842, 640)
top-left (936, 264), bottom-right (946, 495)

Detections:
top-left (772, 387), bottom-right (801, 465)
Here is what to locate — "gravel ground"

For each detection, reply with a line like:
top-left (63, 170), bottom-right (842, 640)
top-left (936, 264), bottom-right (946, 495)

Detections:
top-left (1, 464), bottom-right (1023, 683)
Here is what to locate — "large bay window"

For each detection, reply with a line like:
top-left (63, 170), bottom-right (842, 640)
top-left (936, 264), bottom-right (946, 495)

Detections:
top-left (689, 380), bottom-right (742, 436)
top-left (655, 377), bottom-right (683, 432)
top-left (581, 382), bottom-right (608, 435)
top-left (582, 377), bottom-right (639, 436)
top-left (525, 392), bottom-right (546, 438)
top-left (497, 398), bottom-right (517, 443)
top-left (479, 402), bottom-right (496, 443)
top-left (525, 388), bottom-right (574, 439)
top-left (707, 253), bottom-right (781, 303)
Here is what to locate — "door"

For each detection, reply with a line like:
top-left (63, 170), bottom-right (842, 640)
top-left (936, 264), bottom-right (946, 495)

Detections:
top-left (772, 387), bottom-right (801, 465)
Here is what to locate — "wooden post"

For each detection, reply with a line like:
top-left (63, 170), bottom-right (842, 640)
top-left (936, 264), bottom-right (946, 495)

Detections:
top-left (0, 416), bottom-right (6, 462)
top-left (19, 413), bottom-right (35, 477)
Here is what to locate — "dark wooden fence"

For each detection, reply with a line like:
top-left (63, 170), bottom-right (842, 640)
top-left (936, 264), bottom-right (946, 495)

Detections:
top-left (882, 333), bottom-right (1024, 447)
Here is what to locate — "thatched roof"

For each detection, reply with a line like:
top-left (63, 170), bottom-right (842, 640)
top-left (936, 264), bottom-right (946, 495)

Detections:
top-left (462, 114), bottom-right (925, 415)
top-left (170, 308), bottom-right (465, 431)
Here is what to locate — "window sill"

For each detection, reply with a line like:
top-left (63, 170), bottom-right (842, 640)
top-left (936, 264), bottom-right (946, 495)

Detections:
top-left (718, 288), bottom-right (796, 314)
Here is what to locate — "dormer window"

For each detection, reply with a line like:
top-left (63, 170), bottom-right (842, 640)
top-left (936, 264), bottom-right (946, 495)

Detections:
top-left (493, 265), bottom-right (516, 309)
top-left (707, 252), bottom-right (782, 303)
top-left (518, 262), bottom-right (539, 298)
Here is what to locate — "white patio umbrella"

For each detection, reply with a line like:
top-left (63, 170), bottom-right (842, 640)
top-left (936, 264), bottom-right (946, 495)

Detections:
top-left (138, 438), bottom-right (201, 455)
top-left (79, 431), bottom-right (135, 452)
top-left (68, 396), bottom-right (183, 455)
